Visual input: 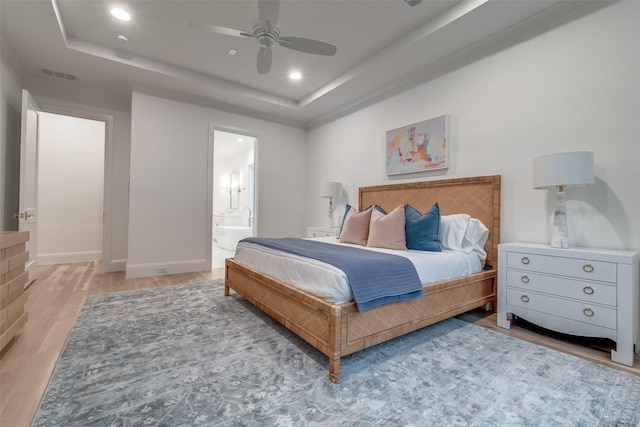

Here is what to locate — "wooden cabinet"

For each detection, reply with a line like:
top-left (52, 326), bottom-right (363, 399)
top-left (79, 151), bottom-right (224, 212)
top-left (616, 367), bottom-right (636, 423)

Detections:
top-left (1, 231), bottom-right (29, 351)
top-left (307, 227), bottom-right (340, 238)
top-left (498, 242), bottom-right (639, 366)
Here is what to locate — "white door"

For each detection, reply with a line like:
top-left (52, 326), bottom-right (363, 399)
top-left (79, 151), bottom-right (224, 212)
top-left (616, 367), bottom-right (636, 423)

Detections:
top-left (18, 90), bottom-right (39, 286)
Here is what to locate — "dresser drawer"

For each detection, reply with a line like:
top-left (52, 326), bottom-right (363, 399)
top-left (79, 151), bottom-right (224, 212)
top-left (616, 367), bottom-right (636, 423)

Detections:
top-left (307, 227), bottom-right (339, 238)
top-left (505, 269), bottom-right (616, 306)
top-left (506, 252), bottom-right (617, 283)
top-left (506, 288), bottom-right (616, 330)
top-left (309, 230), bottom-right (335, 238)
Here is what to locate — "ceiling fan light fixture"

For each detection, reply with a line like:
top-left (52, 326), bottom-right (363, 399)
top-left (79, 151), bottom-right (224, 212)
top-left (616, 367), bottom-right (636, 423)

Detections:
top-left (110, 8), bottom-right (131, 22)
top-left (188, 0), bottom-right (336, 75)
top-left (289, 71), bottom-right (302, 80)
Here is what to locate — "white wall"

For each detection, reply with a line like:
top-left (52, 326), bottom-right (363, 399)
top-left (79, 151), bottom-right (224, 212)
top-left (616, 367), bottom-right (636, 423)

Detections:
top-left (127, 91), bottom-right (307, 278)
top-left (37, 112), bottom-right (105, 264)
top-left (213, 153), bottom-right (234, 214)
top-left (307, 2), bottom-right (640, 252)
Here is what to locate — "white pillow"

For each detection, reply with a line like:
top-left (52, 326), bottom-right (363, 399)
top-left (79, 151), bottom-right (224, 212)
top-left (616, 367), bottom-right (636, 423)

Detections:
top-left (440, 214), bottom-right (490, 264)
top-left (464, 218), bottom-right (489, 263)
top-left (439, 214), bottom-right (470, 251)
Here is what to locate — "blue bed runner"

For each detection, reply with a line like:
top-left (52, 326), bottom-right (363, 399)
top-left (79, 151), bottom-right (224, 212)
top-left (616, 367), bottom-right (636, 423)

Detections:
top-left (241, 237), bottom-right (423, 312)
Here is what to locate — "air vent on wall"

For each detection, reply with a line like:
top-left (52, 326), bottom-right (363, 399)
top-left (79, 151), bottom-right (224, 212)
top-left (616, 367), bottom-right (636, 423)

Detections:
top-left (42, 68), bottom-right (77, 81)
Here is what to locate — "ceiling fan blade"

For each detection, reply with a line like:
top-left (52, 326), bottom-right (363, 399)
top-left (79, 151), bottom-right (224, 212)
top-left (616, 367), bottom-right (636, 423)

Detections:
top-left (186, 21), bottom-right (253, 38)
top-left (258, 0), bottom-right (280, 32)
top-left (257, 47), bottom-right (272, 75)
top-left (278, 37), bottom-right (337, 56)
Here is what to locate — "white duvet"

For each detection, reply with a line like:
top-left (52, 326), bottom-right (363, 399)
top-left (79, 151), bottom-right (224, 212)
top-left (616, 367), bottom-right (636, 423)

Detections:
top-left (233, 236), bottom-right (483, 304)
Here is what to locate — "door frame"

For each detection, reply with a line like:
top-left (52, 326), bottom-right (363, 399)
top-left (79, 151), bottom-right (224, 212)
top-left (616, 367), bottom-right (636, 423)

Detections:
top-left (32, 102), bottom-right (115, 272)
top-left (19, 90), bottom-right (39, 286)
top-left (208, 123), bottom-right (258, 267)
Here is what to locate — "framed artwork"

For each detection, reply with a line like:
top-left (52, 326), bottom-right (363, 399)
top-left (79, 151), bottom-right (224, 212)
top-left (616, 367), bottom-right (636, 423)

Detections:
top-left (385, 115), bottom-right (449, 175)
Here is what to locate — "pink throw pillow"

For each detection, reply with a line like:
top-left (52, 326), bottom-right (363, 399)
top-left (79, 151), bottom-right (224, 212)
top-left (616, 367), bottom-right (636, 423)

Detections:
top-left (339, 206), bottom-right (373, 245)
top-left (367, 205), bottom-right (407, 250)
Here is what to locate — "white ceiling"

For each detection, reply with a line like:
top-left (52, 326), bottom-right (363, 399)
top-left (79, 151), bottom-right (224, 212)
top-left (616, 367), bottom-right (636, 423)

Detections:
top-left (1, 0), bottom-right (594, 128)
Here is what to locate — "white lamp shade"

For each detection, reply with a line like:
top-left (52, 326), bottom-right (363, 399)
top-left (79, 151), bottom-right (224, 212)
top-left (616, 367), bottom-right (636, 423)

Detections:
top-left (533, 151), bottom-right (594, 189)
top-left (320, 181), bottom-right (342, 198)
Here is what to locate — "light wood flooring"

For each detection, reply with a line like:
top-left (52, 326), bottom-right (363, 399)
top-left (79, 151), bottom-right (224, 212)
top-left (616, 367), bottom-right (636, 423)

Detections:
top-left (1, 262), bottom-right (638, 427)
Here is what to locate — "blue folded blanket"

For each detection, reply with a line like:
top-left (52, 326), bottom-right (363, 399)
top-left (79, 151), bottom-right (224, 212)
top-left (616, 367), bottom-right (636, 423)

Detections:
top-left (241, 237), bottom-right (423, 312)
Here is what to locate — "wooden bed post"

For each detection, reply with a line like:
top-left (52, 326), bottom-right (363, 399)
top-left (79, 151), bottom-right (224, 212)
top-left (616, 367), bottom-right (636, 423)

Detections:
top-left (329, 357), bottom-right (340, 383)
top-left (328, 305), bottom-right (343, 382)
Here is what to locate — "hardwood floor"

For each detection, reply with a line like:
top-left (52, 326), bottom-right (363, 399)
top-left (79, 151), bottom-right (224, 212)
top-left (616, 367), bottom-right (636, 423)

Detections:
top-left (1, 262), bottom-right (638, 427)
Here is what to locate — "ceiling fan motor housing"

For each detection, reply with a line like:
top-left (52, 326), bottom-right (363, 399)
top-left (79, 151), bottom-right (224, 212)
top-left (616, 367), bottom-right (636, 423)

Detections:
top-left (251, 19), bottom-right (280, 48)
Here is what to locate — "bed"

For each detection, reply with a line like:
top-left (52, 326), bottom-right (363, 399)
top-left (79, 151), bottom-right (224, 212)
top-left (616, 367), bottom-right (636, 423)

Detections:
top-left (224, 175), bottom-right (501, 382)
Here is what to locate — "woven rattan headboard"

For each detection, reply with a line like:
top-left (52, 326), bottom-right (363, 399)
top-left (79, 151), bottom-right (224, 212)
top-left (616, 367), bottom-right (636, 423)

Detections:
top-left (359, 175), bottom-right (501, 268)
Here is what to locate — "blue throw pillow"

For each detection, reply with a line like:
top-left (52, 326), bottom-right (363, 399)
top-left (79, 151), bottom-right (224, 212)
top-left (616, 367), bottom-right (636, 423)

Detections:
top-left (405, 203), bottom-right (442, 252)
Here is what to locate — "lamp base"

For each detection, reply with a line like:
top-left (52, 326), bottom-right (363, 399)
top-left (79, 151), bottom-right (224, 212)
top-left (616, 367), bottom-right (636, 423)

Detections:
top-left (327, 197), bottom-right (334, 228)
top-left (550, 189), bottom-right (569, 248)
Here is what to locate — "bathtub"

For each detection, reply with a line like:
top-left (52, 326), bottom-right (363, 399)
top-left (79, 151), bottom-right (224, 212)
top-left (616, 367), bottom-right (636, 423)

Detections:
top-left (215, 225), bottom-right (253, 251)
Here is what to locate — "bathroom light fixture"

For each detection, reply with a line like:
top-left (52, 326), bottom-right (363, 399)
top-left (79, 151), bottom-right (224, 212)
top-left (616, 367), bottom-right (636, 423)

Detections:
top-left (533, 151), bottom-right (594, 248)
top-left (320, 181), bottom-right (342, 228)
top-left (110, 8), bottom-right (131, 21)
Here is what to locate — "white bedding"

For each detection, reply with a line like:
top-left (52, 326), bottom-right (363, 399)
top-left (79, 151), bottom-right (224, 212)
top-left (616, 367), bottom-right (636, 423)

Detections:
top-left (234, 236), bottom-right (483, 304)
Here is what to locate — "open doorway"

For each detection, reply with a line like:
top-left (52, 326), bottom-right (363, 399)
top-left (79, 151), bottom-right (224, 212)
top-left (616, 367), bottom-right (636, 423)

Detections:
top-left (211, 129), bottom-right (256, 269)
top-left (37, 112), bottom-right (105, 265)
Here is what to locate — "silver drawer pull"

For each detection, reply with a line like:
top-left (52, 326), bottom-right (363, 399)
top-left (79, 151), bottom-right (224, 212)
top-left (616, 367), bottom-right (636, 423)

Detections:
top-left (521, 256), bottom-right (530, 265)
top-left (583, 264), bottom-right (594, 273)
top-left (583, 285), bottom-right (594, 295)
top-left (521, 275), bottom-right (529, 284)
top-left (583, 307), bottom-right (594, 317)
top-left (521, 295), bottom-right (529, 303)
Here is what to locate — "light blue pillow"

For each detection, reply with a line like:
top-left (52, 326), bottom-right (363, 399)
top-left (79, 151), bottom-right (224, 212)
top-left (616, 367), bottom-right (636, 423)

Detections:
top-left (405, 203), bottom-right (442, 252)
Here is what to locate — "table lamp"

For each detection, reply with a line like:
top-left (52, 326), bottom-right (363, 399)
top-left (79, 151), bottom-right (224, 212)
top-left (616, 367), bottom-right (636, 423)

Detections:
top-left (320, 181), bottom-right (342, 228)
top-left (533, 151), bottom-right (594, 248)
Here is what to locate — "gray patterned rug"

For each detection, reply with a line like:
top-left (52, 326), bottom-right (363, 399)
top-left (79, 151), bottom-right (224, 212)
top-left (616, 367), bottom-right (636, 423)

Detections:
top-left (32, 280), bottom-right (640, 426)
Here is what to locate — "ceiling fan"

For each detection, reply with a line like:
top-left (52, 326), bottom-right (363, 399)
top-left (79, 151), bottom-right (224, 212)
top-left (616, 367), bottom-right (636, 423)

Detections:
top-left (187, 0), bottom-right (337, 75)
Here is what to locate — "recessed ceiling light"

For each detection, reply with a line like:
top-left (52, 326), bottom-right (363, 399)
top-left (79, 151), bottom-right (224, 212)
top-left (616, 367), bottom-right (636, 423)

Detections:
top-left (237, 138), bottom-right (244, 142)
top-left (110, 8), bottom-right (131, 21)
top-left (116, 33), bottom-right (129, 42)
top-left (289, 71), bottom-right (302, 80)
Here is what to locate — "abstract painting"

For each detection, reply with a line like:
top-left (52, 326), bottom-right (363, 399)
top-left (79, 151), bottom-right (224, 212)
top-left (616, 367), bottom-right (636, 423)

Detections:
top-left (385, 115), bottom-right (449, 175)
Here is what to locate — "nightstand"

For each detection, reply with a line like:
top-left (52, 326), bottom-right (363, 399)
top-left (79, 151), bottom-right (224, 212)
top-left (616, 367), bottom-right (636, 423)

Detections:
top-left (497, 242), bottom-right (639, 366)
top-left (307, 227), bottom-right (339, 238)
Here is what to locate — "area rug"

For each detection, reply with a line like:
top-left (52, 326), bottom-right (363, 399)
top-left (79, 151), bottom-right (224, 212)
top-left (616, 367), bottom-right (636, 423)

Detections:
top-left (32, 280), bottom-right (640, 426)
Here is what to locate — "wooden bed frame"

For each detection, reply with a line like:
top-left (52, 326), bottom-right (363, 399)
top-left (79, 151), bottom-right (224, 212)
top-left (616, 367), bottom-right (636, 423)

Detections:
top-left (225, 175), bottom-right (501, 382)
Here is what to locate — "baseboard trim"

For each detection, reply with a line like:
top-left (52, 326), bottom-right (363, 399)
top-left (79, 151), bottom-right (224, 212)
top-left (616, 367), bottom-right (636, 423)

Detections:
top-left (38, 251), bottom-right (102, 265)
top-left (104, 259), bottom-right (127, 273)
top-left (125, 259), bottom-right (209, 279)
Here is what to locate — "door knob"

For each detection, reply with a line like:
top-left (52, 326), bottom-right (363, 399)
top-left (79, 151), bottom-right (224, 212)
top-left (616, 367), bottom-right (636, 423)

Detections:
top-left (13, 212), bottom-right (33, 219)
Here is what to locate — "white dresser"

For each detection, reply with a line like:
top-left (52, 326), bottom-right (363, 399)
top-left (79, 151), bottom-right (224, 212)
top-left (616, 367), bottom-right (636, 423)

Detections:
top-left (497, 242), bottom-right (639, 366)
top-left (307, 227), bottom-right (340, 238)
